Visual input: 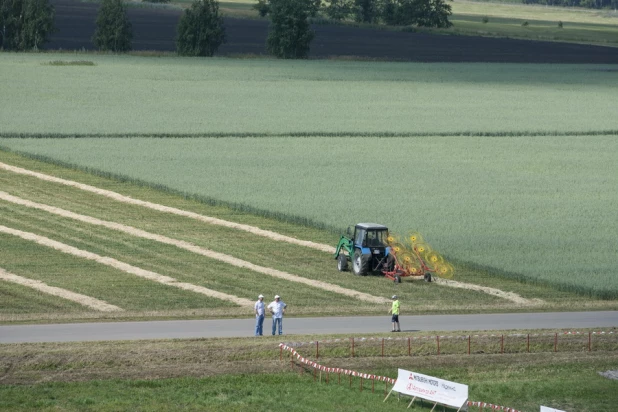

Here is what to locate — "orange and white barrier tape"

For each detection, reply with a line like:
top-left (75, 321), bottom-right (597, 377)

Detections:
top-left (279, 343), bottom-right (395, 383)
top-left (280, 343), bottom-right (523, 411)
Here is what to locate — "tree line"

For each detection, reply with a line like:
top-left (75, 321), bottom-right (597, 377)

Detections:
top-left (0, 0), bottom-right (452, 58)
top-left (522, 0), bottom-right (617, 9)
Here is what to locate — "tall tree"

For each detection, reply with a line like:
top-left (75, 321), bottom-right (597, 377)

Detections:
top-left (354, 0), bottom-right (378, 22)
top-left (381, 0), bottom-right (452, 28)
top-left (0, 0), bottom-right (55, 51)
top-left (266, 0), bottom-right (315, 59)
top-left (325, 0), bottom-right (354, 20)
top-left (177, 0), bottom-right (226, 56)
top-left (93, 0), bottom-right (133, 52)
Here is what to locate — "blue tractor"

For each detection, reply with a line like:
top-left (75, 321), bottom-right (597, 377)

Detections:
top-left (334, 223), bottom-right (394, 278)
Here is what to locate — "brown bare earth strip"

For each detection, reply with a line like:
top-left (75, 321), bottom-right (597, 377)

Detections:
top-left (0, 267), bottom-right (122, 312)
top-left (0, 225), bottom-right (254, 307)
top-left (0, 192), bottom-right (387, 304)
top-left (0, 162), bottom-right (335, 253)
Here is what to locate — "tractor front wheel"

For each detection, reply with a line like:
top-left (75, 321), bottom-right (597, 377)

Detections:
top-left (337, 254), bottom-right (348, 271)
top-left (352, 250), bottom-right (369, 276)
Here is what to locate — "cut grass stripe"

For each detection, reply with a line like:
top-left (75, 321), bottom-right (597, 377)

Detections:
top-left (0, 267), bottom-right (122, 312)
top-left (0, 162), bottom-right (336, 254)
top-left (0, 191), bottom-right (387, 304)
top-left (0, 225), bottom-right (253, 307)
top-left (434, 278), bottom-right (540, 306)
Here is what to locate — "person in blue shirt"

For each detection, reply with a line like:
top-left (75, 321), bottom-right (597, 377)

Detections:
top-left (267, 295), bottom-right (287, 335)
top-left (254, 294), bottom-right (265, 336)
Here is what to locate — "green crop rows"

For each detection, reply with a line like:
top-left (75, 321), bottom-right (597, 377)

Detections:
top-left (1, 54), bottom-right (618, 135)
top-left (0, 53), bottom-right (617, 301)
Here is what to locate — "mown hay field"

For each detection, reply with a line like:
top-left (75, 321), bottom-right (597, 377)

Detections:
top-left (1, 53), bottom-right (617, 303)
top-left (1, 135), bottom-right (616, 298)
top-left (7, 149), bottom-right (614, 323)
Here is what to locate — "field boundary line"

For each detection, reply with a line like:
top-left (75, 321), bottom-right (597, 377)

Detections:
top-left (0, 192), bottom-right (388, 304)
top-left (0, 267), bottom-right (123, 312)
top-left (3, 130), bottom-right (618, 138)
top-left (0, 161), bottom-right (336, 253)
top-left (0, 225), bottom-right (254, 307)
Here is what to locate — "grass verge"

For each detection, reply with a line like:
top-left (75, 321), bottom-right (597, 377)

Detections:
top-left (0, 329), bottom-right (617, 411)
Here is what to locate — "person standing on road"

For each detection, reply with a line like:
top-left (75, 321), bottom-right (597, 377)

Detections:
top-left (388, 295), bottom-right (401, 332)
top-left (254, 294), bottom-right (265, 336)
top-left (267, 295), bottom-right (287, 335)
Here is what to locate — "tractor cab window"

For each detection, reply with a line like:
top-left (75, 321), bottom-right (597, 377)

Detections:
top-left (367, 230), bottom-right (388, 247)
top-left (354, 228), bottom-right (366, 246)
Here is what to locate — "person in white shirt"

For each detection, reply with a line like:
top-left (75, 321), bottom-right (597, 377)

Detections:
top-left (267, 294), bottom-right (287, 335)
top-left (254, 294), bottom-right (265, 336)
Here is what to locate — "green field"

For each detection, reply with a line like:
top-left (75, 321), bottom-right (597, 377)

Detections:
top-left (1, 48), bottom-right (617, 411)
top-left (1, 333), bottom-right (617, 411)
top-left (1, 53), bottom-right (617, 298)
top-left (6, 148), bottom-right (614, 323)
top-left (1, 54), bottom-right (618, 135)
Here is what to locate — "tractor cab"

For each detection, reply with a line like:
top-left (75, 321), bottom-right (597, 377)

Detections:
top-left (352, 223), bottom-right (389, 249)
top-left (335, 223), bottom-right (391, 276)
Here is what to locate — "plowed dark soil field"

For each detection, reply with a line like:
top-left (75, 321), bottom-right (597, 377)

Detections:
top-left (48, 0), bottom-right (618, 63)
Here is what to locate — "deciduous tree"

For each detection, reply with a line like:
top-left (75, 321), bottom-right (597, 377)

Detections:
top-left (266, 0), bottom-right (315, 59)
top-left (177, 0), bottom-right (226, 56)
top-left (0, 0), bottom-right (54, 51)
top-left (93, 0), bottom-right (133, 52)
top-left (381, 0), bottom-right (452, 28)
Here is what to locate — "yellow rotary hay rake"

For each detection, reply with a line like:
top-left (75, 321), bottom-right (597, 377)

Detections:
top-left (383, 232), bottom-right (454, 283)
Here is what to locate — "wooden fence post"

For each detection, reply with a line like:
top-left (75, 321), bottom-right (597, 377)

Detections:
top-left (468, 335), bottom-right (471, 355)
top-left (554, 333), bottom-right (557, 352)
top-left (437, 336), bottom-right (440, 355)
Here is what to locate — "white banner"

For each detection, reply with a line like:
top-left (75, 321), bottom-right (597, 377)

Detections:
top-left (541, 407), bottom-right (566, 412)
top-left (391, 368), bottom-right (468, 408)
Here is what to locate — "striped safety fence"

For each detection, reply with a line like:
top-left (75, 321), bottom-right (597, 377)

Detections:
top-left (279, 343), bottom-right (523, 412)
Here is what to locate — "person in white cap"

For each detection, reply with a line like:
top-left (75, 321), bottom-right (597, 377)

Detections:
top-left (267, 295), bottom-right (287, 335)
top-left (254, 294), bottom-right (265, 336)
top-left (388, 295), bottom-right (401, 332)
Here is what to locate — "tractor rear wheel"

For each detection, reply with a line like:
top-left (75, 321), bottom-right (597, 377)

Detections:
top-left (337, 254), bottom-right (348, 271)
top-left (352, 250), bottom-right (369, 276)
